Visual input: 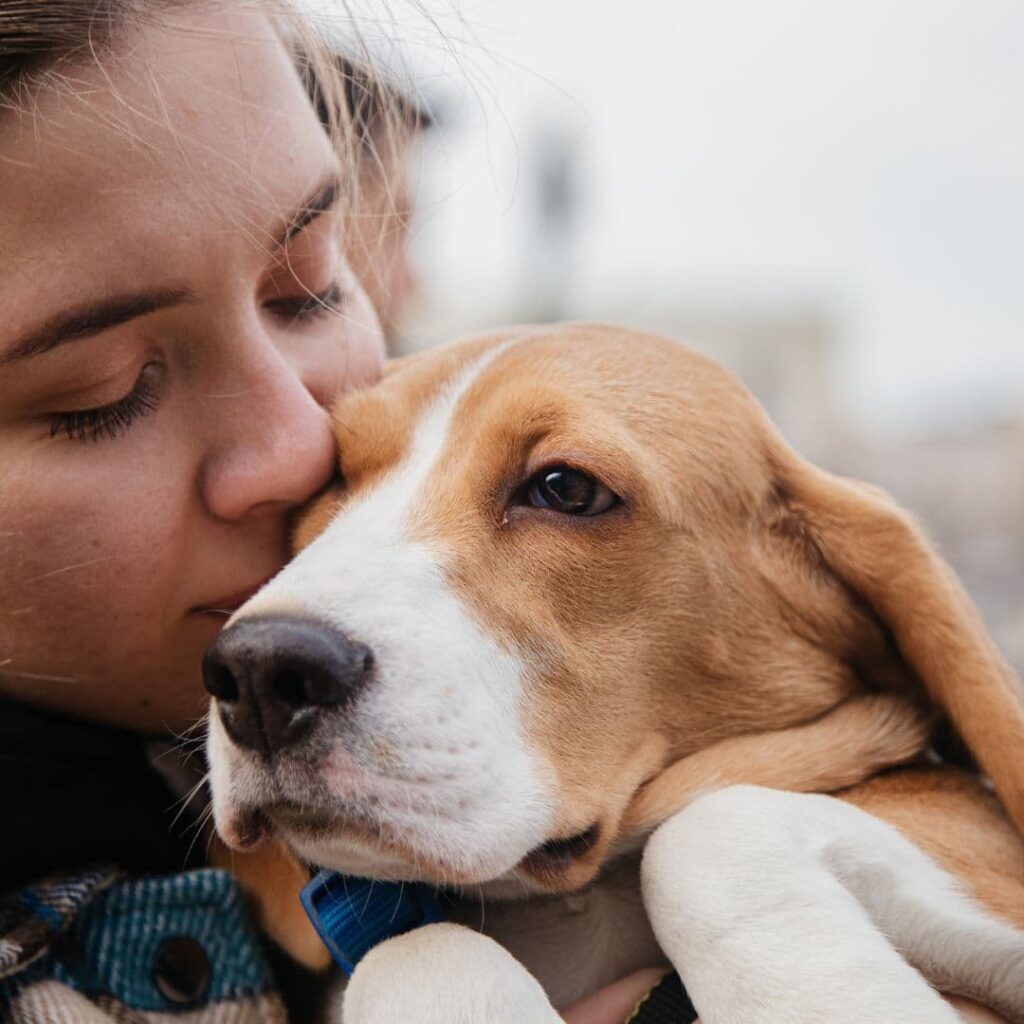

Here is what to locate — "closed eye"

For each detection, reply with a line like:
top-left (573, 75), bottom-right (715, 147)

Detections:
top-left (50, 361), bottom-right (163, 443)
top-left (265, 283), bottom-right (346, 324)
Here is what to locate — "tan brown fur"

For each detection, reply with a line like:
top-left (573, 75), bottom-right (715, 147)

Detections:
top-left (347, 325), bottom-right (1024, 905)
top-left (770, 451), bottom-right (1024, 834)
top-left (208, 836), bottom-right (331, 970)
top-left (337, 333), bottom-right (508, 493)
top-left (243, 323), bottom-right (1024, 954)
top-left (841, 769), bottom-right (1024, 929)
top-left (622, 693), bottom-right (931, 833)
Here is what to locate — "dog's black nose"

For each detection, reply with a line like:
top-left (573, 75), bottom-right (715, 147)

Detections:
top-left (203, 615), bottom-right (373, 756)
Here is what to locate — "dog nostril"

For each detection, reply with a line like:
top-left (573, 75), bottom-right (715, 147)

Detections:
top-left (272, 667), bottom-right (309, 708)
top-left (204, 660), bottom-right (240, 702)
top-left (204, 616), bottom-right (375, 755)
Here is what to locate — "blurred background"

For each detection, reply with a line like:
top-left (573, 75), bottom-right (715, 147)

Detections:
top-left (339, 0), bottom-right (1024, 671)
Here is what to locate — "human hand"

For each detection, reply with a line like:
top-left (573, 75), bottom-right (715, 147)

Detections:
top-left (947, 996), bottom-right (1010, 1023)
top-left (561, 974), bottom-right (1008, 1024)
top-left (560, 968), bottom-right (676, 1024)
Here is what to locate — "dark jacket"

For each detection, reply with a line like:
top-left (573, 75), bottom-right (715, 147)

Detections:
top-left (0, 699), bottom-right (288, 1022)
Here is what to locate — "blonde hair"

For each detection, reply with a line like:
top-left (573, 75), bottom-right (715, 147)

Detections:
top-left (0, 0), bottom-right (428, 319)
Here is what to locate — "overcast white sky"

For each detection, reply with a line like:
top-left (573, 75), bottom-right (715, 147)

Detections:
top-left (372, 0), bottom-right (1024, 437)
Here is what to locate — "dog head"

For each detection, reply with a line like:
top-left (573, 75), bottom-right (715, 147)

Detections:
top-left (205, 325), bottom-right (1024, 894)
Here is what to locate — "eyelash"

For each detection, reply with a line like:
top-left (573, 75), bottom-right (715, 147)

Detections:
top-left (266, 283), bottom-right (346, 323)
top-left (50, 362), bottom-right (162, 443)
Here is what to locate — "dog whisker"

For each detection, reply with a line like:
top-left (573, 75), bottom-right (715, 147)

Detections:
top-left (168, 772), bottom-right (212, 832)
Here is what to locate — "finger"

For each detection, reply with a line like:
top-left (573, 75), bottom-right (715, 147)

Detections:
top-left (561, 967), bottom-right (674, 1024)
top-left (945, 995), bottom-right (1010, 1023)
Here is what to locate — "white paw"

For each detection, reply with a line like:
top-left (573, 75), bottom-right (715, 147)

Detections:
top-left (641, 786), bottom-right (966, 1024)
top-left (342, 923), bottom-right (562, 1024)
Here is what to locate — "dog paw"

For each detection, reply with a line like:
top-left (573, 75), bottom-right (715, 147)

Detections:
top-left (342, 923), bottom-right (562, 1024)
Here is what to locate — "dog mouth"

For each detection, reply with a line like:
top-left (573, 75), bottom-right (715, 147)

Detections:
top-left (261, 798), bottom-right (505, 882)
top-left (221, 805), bottom-right (275, 851)
top-left (518, 823), bottom-right (601, 881)
top-left (266, 799), bottom-right (359, 837)
top-left (234, 797), bottom-right (603, 889)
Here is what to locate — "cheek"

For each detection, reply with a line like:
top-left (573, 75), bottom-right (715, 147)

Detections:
top-left (524, 665), bottom-right (651, 805)
top-left (301, 292), bottom-right (384, 409)
top-left (343, 290), bottom-right (385, 388)
top-left (338, 267), bottom-right (385, 380)
top-left (0, 442), bottom-right (211, 726)
top-left (457, 535), bottom-right (662, 811)
top-left (0, 447), bottom-right (188, 633)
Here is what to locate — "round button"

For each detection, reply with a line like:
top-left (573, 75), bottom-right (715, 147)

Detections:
top-left (152, 936), bottom-right (212, 1006)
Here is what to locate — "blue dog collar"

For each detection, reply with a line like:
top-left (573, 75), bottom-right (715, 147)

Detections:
top-left (300, 870), bottom-right (447, 976)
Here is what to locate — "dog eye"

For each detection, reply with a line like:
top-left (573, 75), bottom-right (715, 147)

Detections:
top-left (525, 466), bottom-right (619, 516)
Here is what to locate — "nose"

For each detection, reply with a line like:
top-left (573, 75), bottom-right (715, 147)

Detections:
top-left (198, 346), bottom-right (338, 523)
top-left (203, 616), bottom-right (374, 756)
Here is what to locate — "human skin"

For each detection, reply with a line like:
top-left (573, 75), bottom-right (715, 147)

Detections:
top-left (0, 8), bottom-right (1007, 1023)
top-left (0, 5), bottom-right (382, 736)
top-left (561, 976), bottom-right (1006, 1022)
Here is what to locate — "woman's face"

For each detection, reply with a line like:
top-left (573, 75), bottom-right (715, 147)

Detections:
top-left (0, 6), bottom-right (385, 733)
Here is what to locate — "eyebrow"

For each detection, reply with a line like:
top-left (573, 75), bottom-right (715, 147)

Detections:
top-left (0, 288), bottom-right (197, 366)
top-left (1, 174), bottom-right (342, 367)
top-left (278, 174), bottom-right (340, 248)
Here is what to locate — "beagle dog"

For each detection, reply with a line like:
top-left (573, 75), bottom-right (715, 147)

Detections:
top-left (205, 325), bottom-right (1024, 1023)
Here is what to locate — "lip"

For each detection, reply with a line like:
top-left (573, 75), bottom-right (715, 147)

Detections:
top-left (519, 823), bottom-right (601, 877)
top-left (193, 576), bottom-right (274, 616)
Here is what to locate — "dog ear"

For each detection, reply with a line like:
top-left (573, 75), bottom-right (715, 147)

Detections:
top-left (622, 693), bottom-right (931, 835)
top-left (768, 444), bottom-right (1024, 835)
top-left (208, 836), bottom-right (331, 970)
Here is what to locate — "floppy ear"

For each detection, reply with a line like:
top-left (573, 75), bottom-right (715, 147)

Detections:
top-left (771, 445), bottom-right (1024, 835)
top-left (622, 693), bottom-right (931, 835)
top-left (208, 836), bottom-right (331, 970)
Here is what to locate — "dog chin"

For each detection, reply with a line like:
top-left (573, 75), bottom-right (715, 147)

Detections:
top-left (274, 812), bottom-right (613, 902)
top-left (269, 808), bottom-right (532, 887)
top-left (283, 830), bottom-right (418, 882)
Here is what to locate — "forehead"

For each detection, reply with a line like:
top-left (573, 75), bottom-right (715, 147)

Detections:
top-left (0, 6), bottom-right (334, 316)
